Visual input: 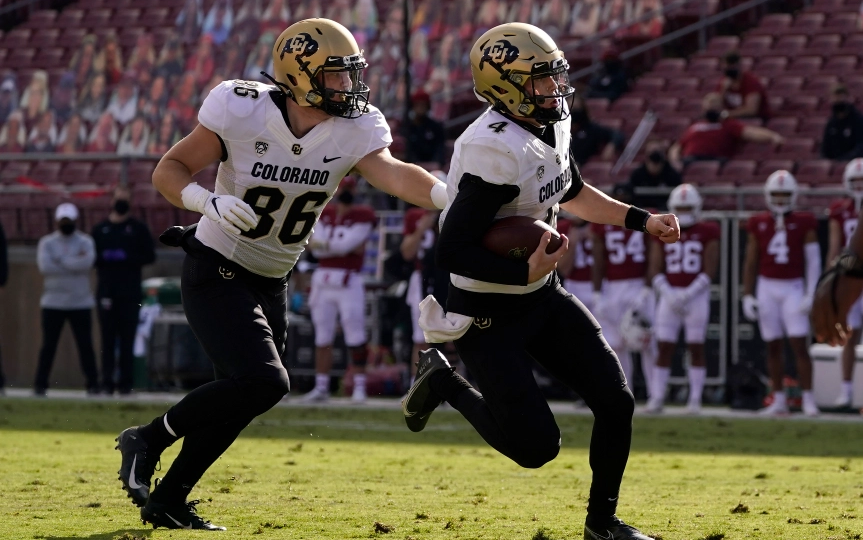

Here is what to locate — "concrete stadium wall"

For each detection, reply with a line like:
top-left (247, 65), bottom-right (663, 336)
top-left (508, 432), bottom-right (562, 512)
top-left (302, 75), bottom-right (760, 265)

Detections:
top-left (0, 247), bottom-right (183, 390)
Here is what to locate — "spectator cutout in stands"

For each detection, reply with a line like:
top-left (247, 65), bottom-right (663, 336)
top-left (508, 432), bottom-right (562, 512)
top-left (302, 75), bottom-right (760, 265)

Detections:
top-left (0, 110), bottom-right (25, 153)
top-left (261, 0), bottom-right (292, 37)
top-left (176, 0), bottom-right (204, 47)
top-left (202, 0), bottom-right (234, 46)
top-left (628, 138), bottom-right (681, 210)
top-left (106, 75), bottom-right (138, 126)
top-left (77, 74), bottom-right (108, 125)
top-left (138, 75), bottom-right (168, 128)
top-left (69, 34), bottom-right (98, 89)
top-left (586, 49), bottom-right (630, 102)
top-left (154, 39), bottom-right (185, 85)
top-left (25, 110), bottom-right (57, 153)
top-left (148, 112), bottom-right (180, 155)
top-left (0, 77), bottom-right (19, 126)
top-left (19, 70), bottom-right (49, 116)
top-left (669, 93), bottom-right (783, 170)
top-left (352, 0), bottom-right (379, 49)
top-left (98, 33), bottom-right (124, 87)
top-left (127, 33), bottom-right (157, 88)
top-left (85, 112), bottom-right (118, 153)
top-left (51, 72), bottom-right (76, 127)
top-left (185, 35), bottom-right (216, 90)
top-left (245, 33), bottom-right (276, 83)
top-left (167, 73), bottom-right (199, 131)
top-left (404, 89), bottom-right (446, 168)
top-left (821, 83), bottom-right (863, 161)
top-left (117, 116), bottom-right (151, 156)
top-left (719, 51), bottom-right (770, 120)
top-left (57, 113), bottom-right (86, 154)
top-left (570, 94), bottom-right (625, 166)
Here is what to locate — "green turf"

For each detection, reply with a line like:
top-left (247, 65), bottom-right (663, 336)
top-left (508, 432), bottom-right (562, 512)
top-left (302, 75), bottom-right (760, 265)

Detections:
top-left (1, 400), bottom-right (863, 540)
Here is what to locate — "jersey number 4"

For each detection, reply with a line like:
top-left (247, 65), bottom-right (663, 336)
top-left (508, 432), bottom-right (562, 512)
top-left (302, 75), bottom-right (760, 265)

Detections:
top-left (240, 186), bottom-right (328, 244)
top-left (766, 230), bottom-right (790, 264)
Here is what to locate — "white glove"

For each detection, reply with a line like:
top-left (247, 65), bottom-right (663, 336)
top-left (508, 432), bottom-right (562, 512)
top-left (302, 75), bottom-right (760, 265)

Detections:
top-left (798, 294), bottom-right (813, 314)
top-left (742, 294), bottom-right (759, 321)
top-left (181, 183), bottom-right (259, 235)
top-left (591, 291), bottom-right (607, 320)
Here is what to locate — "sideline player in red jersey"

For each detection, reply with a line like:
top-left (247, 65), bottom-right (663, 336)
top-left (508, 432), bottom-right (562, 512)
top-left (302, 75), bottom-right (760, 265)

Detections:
top-left (303, 177), bottom-right (377, 402)
top-left (645, 184), bottom-right (719, 414)
top-left (742, 171), bottom-right (821, 416)
top-left (591, 184), bottom-right (655, 395)
top-left (826, 158), bottom-right (863, 409)
top-left (558, 214), bottom-right (595, 312)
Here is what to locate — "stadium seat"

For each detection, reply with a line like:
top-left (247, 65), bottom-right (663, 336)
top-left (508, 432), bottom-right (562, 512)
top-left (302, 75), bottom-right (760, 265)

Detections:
top-left (739, 35), bottom-right (773, 57)
top-left (57, 8), bottom-right (85, 27)
top-left (32, 28), bottom-right (60, 46)
top-left (34, 48), bottom-right (66, 69)
top-left (585, 98), bottom-right (609, 113)
top-left (665, 77), bottom-right (700, 95)
top-left (796, 159), bottom-right (832, 184)
top-left (719, 160), bottom-right (757, 183)
top-left (128, 161), bottom-right (158, 185)
top-left (654, 116), bottom-right (690, 139)
top-left (701, 182), bottom-right (738, 210)
top-left (783, 95), bottom-right (820, 112)
top-left (683, 161), bottom-right (721, 185)
top-left (580, 162), bottom-right (613, 184)
top-left (798, 117), bottom-right (828, 136)
top-left (756, 56), bottom-right (789, 75)
top-left (757, 159), bottom-right (796, 176)
top-left (92, 162), bottom-right (123, 184)
top-left (1, 29), bottom-right (32, 49)
top-left (787, 55), bottom-right (824, 74)
top-left (610, 97), bottom-right (645, 114)
top-left (774, 137), bottom-right (816, 159)
top-left (837, 33), bottom-right (863, 55)
top-left (792, 13), bottom-right (826, 32)
top-left (771, 34), bottom-right (809, 54)
top-left (24, 9), bottom-right (58, 29)
top-left (825, 12), bottom-right (859, 29)
top-left (647, 97), bottom-right (679, 113)
top-left (765, 117), bottom-right (799, 136)
top-left (769, 75), bottom-right (803, 93)
top-left (807, 34), bottom-right (843, 56)
top-left (30, 162), bottom-right (62, 183)
top-left (60, 28), bottom-right (88, 44)
top-left (824, 55), bottom-right (859, 73)
top-left (755, 13), bottom-right (794, 31)
top-left (653, 58), bottom-right (687, 74)
top-left (633, 76), bottom-right (666, 93)
top-left (0, 162), bottom-right (33, 185)
top-left (687, 57), bottom-right (719, 74)
top-left (4, 47), bottom-right (35, 69)
top-left (61, 162), bottom-right (95, 184)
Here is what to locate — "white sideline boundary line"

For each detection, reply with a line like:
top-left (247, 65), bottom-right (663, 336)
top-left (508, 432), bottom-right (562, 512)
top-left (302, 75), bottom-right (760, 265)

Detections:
top-left (2, 388), bottom-right (862, 423)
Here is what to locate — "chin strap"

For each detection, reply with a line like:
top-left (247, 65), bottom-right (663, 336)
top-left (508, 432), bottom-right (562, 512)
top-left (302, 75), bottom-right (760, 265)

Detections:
top-left (260, 71), bottom-right (293, 98)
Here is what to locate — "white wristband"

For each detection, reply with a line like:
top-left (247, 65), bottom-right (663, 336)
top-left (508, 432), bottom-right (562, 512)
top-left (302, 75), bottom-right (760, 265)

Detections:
top-left (430, 181), bottom-right (448, 210)
top-left (180, 182), bottom-right (212, 214)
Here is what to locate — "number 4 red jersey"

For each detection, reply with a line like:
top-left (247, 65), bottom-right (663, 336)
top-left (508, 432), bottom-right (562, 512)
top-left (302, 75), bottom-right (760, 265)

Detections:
top-left (654, 221), bottom-right (720, 286)
top-left (591, 223), bottom-right (647, 281)
top-left (747, 211), bottom-right (817, 279)
top-left (828, 198), bottom-right (858, 247)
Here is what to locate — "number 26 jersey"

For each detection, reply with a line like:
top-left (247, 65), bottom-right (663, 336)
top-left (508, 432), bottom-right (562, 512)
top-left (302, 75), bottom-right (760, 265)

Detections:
top-left (195, 80), bottom-right (391, 278)
top-left (747, 211), bottom-right (817, 280)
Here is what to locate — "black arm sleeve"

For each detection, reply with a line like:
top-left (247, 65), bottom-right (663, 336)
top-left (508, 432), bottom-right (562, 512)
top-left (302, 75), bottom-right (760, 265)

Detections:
top-left (0, 221), bottom-right (7, 287)
top-left (559, 153), bottom-right (586, 204)
top-left (436, 173), bottom-right (529, 286)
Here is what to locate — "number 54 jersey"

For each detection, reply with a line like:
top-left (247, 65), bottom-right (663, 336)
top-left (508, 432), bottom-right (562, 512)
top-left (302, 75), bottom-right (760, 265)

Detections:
top-left (195, 80), bottom-right (391, 278)
top-left (747, 211), bottom-right (817, 279)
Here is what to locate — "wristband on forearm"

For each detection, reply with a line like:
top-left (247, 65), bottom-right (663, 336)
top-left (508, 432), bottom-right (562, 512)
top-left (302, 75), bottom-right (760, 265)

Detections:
top-left (180, 182), bottom-right (211, 214)
top-left (625, 206), bottom-right (650, 232)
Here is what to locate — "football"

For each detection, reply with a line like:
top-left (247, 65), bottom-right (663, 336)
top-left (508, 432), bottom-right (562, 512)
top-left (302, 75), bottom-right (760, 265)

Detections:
top-left (482, 216), bottom-right (564, 260)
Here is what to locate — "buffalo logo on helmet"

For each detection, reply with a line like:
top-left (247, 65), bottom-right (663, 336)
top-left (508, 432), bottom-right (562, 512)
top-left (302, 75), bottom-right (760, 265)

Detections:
top-left (281, 33), bottom-right (319, 59)
top-left (484, 40), bottom-right (519, 66)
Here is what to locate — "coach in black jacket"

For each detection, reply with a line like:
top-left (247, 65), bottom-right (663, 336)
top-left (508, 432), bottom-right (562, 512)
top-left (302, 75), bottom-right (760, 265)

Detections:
top-left (0, 220), bottom-right (7, 392)
top-left (92, 186), bottom-right (155, 394)
top-left (822, 84), bottom-right (863, 161)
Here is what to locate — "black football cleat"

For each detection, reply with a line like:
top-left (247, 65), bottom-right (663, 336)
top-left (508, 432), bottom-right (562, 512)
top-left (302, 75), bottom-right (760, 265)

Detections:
top-left (141, 499), bottom-right (226, 531)
top-left (584, 516), bottom-right (654, 540)
top-left (402, 348), bottom-right (453, 432)
top-left (115, 426), bottom-right (159, 507)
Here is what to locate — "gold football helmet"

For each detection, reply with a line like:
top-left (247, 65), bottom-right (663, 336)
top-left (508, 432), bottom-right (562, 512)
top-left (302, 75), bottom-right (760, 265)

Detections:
top-left (269, 18), bottom-right (369, 118)
top-left (470, 22), bottom-right (574, 124)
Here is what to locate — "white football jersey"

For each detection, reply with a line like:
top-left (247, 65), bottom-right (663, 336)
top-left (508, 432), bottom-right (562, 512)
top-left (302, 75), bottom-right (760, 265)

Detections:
top-left (195, 80), bottom-right (391, 278)
top-left (441, 108), bottom-right (573, 294)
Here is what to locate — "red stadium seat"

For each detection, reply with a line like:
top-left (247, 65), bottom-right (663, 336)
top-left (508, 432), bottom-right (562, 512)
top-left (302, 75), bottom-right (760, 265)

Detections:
top-left (665, 77), bottom-right (700, 95)
top-left (719, 160), bottom-right (757, 183)
top-left (60, 28), bottom-right (88, 44)
top-left (654, 117), bottom-right (691, 139)
top-left (807, 34), bottom-right (843, 56)
top-left (824, 55), bottom-right (859, 73)
top-left (774, 137), bottom-right (817, 159)
top-left (0, 162), bottom-right (33, 184)
top-left (705, 36), bottom-right (740, 56)
top-left (765, 117), bottom-right (799, 136)
top-left (758, 13), bottom-right (794, 29)
top-left (756, 159), bottom-right (796, 176)
top-left (585, 98), bottom-right (609, 113)
top-left (32, 28), bottom-right (60, 46)
top-left (4, 47), bottom-right (35, 69)
top-left (798, 117), bottom-right (828, 136)
top-left (756, 56), bottom-right (789, 75)
top-left (34, 47), bottom-right (66, 69)
top-left (771, 34), bottom-right (809, 54)
top-left (633, 76), bottom-right (666, 93)
top-left (60, 162), bottom-right (95, 184)
top-left (687, 57), bottom-right (719, 74)
top-left (580, 162), bottom-right (613, 184)
top-left (701, 183), bottom-right (738, 210)
top-left (739, 35), bottom-right (773, 57)
top-left (769, 75), bottom-right (803, 93)
top-left (647, 97), bottom-right (679, 113)
top-left (837, 33), bottom-right (863, 55)
top-left (792, 13), bottom-right (826, 31)
top-left (24, 9), bottom-right (58, 28)
top-left (787, 55), bottom-right (824, 74)
top-left (783, 95), bottom-right (820, 112)
top-left (30, 162), bottom-right (62, 183)
top-left (653, 58), bottom-right (687, 74)
top-left (610, 97), bottom-right (645, 114)
top-left (57, 8), bottom-right (85, 27)
top-left (128, 161), bottom-right (158, 185)
top-left (683, 161), bottom-right (721, 185)
top-left (796, 159), bottom-right (832, 184)
top-left (825, 12), bottom-right (859, 29)
top-left (92, 162), bottom-right (123, 184)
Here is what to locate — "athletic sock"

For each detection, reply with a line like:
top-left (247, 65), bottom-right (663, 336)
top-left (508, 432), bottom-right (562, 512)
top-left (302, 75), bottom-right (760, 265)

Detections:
top-left (314, 373), bottom-right (329, 393)
top-left (353, 373), bottom-right (366, 393)
top-left (428, 369), bottom-right (470, 402)
top-left (688, 366), bottom-right (706, 405)
top-left (802, 390), bottom-right (816, 405)
top-left (772, 391), bottom-right (787, 408)
top-left (843, 381), bottom-right (854, 402)
top-left (586, 494), bottom-right (619, 529)
top-left (652, 366), bottom-right (671, 402)
top-left (138, 414), bottom-right (179, 456)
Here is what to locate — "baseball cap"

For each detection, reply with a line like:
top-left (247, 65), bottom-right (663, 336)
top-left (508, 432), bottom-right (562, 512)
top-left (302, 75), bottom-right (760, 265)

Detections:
top-left (55, 202), bottom-right (79, 221)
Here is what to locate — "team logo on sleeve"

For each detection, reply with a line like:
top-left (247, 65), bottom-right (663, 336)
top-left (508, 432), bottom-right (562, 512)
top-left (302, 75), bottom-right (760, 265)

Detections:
top-left (255, 141), bottom-right (269, 156)
top-left (474, 317), bottom-right (492, 329)
top-left (281, 33), bottom-right (319, 59)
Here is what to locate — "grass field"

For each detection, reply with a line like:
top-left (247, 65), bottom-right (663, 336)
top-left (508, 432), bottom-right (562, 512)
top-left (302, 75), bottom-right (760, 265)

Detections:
top-left (2, 399), bottom-right (863, 540)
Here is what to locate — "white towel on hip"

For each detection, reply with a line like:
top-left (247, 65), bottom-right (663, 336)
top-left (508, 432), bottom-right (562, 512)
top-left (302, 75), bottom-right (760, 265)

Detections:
top-left (418, 295), bottom-right (473, 343)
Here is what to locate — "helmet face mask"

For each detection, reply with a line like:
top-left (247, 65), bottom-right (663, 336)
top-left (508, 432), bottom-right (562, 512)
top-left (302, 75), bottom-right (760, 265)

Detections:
top-left (272, 20), bottom-right (371, 119)
top-left (472, 23), bottom-right (576, 126)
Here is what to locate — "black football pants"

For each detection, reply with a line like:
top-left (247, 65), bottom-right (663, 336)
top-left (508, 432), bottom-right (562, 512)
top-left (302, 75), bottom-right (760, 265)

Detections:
top-left (448, 285), bottom-right (634, 519)
top-left (150, 240), bottom-right (290, 504)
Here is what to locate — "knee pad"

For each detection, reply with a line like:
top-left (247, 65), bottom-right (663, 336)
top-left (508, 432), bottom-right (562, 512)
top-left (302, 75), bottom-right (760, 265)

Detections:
top-left (349, 345), bottom-right (368, 367)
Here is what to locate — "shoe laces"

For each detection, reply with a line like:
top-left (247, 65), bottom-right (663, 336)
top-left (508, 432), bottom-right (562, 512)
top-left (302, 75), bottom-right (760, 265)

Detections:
top-left (184, 500), bottom-right (213, 526)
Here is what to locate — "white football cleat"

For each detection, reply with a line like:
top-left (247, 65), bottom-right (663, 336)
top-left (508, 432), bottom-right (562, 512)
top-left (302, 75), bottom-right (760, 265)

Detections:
top-left (758, 400), bottom-right (789, 416)
top-left (685, 401), bottom-right (702, 415)
top-left (643, 397), bottom-right (663, 414)
top-left (802, 397), bottom-right (820, 417)
top-left (833, 393), bottom-right (852, 409)
top-left (351, 385), bottom-right (367, 403)
top-left (301, 387), bottom-right (329, 403)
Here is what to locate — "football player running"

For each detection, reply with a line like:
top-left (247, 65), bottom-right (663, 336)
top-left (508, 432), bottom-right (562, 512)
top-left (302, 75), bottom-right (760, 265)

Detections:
top-left (401, 23), bottom-right (678, 540)
top-left (114, 19), bottom-right (448, 530)
top-left (742, 171), bottom-right (820, 416)
top-left (645, 184), bottom-right (720, 414)
top-left (303, 177), bottom-right (376, 403)
top-left (826, 158), bottom-right (863, 409)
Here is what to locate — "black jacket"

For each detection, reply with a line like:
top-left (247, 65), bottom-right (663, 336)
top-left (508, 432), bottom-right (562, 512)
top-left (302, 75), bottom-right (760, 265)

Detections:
top-left (404, 115), bottom-right (446, 165)
top-left (821, 106), bottom-right (863, 160)
top-left (0, 221), bottom-right (7, 287)
top-left (628, 162), bottom-right (682, 210)
top-left (92, 217), bottom-right (156, 300)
